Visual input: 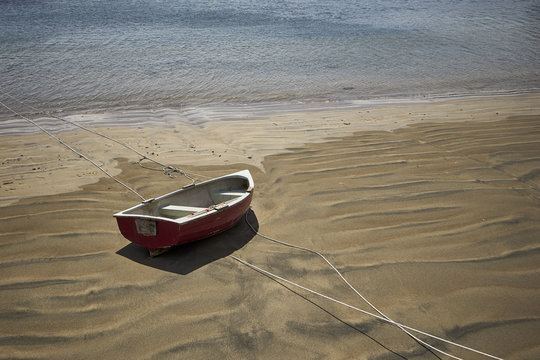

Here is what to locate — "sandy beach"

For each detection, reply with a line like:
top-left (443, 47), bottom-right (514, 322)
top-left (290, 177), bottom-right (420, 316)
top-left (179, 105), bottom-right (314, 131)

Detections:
top-left (1, 94), bottom-right (539, 359)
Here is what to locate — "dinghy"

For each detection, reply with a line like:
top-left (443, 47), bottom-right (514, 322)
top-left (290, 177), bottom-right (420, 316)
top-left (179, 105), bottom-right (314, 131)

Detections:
top-left (114, 170), bottom-right (254, 255)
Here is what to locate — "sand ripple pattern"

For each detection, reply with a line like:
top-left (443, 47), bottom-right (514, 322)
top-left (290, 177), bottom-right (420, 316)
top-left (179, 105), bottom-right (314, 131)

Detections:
top-left (0, 115), bottom-right (539, 359)
top-left (253, 115), bottom-right (540, 359)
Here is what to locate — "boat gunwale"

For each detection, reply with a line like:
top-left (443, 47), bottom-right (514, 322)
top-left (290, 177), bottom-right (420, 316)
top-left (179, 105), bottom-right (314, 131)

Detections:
top-left (113, 170), bottom-right (254, 223)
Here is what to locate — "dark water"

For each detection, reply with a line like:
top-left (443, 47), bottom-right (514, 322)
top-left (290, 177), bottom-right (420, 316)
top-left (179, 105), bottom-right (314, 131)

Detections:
top-left (1, 0), bottom-right (539, 118)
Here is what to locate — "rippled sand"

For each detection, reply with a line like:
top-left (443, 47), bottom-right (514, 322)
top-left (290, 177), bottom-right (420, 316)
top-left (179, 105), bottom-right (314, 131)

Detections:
top-left (1, 95), bottom-right (539, 359)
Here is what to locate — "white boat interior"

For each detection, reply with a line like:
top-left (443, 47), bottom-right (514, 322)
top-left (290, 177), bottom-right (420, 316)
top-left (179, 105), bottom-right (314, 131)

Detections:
top-left (117, 171), bottom-right (252, 220)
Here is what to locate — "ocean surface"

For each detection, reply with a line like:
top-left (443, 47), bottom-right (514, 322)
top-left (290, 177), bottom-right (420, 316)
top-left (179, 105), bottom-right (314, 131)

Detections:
top-left (1, 0), bottom-right (539, 120)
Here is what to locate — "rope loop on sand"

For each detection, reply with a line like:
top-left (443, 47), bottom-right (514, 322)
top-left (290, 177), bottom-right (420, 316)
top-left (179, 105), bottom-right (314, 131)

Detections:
top-left (163, 166), bottom-right (197, 185)
top-left (238, 214), bottom-right (503, 360)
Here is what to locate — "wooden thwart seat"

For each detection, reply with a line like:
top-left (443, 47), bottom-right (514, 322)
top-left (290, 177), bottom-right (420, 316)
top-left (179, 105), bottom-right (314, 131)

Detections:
top-left (210, 191), bottom-right (245, 204)
top-left (159, 205), bottom-right (206, 218)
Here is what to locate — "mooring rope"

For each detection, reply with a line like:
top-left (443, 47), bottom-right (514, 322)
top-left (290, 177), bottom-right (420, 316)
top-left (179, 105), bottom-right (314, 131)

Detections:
top-left (242, 215), bottom-right (442, 358)
top-left (239, 215), bottom-right (503, 360)
top-left (1, 91), bottom-right (208, 184)
top-left (0, 99), bottom-right (147, 201)
top-left (231, 256), bottom-right (503, 360)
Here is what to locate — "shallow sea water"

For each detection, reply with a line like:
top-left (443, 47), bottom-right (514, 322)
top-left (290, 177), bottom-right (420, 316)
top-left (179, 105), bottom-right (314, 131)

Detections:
top-left (1, 0), bottom-right (539, 119)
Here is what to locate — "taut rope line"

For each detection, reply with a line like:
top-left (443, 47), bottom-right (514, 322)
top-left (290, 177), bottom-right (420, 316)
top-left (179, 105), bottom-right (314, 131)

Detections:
top-left (1, 91), bottom-right (207, 184)
top-left (243, 215), bottom-right (443, 359)
top-left (0, 99), bottom-right (147, 201)
top-left (238, 214), bottom-right (503, 360)
top-left (231, 255), bottom-right (503, 360)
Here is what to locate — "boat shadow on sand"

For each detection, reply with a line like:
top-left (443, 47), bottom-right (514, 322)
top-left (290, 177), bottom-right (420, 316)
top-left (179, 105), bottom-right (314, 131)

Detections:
top-left (116, 209), bottom-right (258, 275)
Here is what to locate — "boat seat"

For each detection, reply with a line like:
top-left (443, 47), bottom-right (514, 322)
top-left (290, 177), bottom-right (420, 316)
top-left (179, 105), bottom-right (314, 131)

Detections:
top-left (211, 191), bottom-right (245, 204)
top-left (159, 205), bottom-right (206, 218)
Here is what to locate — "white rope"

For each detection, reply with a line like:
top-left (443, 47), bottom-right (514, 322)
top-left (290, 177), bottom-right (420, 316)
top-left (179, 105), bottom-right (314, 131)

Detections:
top-left (0, 100), bottom-right (146, 201)
top-left (1, 91), bottom-right (210, 183)
top-left (241, 215), bottom-right (503, 360)
top-left (243, 218), bottom-right (447, 359)
top-left (231, 255), bottom-right (503, 360)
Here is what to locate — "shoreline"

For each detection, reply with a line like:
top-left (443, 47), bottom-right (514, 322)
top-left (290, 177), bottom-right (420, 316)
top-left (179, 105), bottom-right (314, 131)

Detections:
top-left (1, 93), bottom-right (539, 359)
top-left (2, 85), bottom-right (539, 119)
top-left (2, 91), bottom-right (539, 135)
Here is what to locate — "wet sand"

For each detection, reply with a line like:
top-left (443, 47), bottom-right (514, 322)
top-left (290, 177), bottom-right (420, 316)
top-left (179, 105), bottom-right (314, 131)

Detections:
top-left (1, 94), bottom-right (539, 359)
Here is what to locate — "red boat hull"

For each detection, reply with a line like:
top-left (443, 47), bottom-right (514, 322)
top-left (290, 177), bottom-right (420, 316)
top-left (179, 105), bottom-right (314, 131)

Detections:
top-left (116, 191), bottom-right (252, 252)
